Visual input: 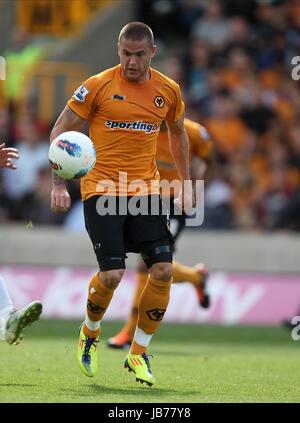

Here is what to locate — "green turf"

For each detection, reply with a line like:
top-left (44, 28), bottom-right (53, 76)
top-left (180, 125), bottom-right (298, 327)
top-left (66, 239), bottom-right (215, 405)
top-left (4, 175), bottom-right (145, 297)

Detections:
top-left (0, 320), bottom-right (299, 403)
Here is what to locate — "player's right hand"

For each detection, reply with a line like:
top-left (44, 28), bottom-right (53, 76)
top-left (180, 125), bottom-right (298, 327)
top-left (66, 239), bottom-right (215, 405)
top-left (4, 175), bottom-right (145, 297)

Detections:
top-left (51, 186), bottom-right (71, 213)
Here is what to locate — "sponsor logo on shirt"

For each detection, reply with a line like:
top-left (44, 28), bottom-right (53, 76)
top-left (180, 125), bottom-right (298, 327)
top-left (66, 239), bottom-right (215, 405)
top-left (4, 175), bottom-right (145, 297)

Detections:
top-left (105, 120), bottom-right (160, 133)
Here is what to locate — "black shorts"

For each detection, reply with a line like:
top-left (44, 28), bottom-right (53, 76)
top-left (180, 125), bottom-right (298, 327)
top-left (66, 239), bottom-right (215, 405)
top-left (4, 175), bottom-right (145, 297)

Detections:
top-left (83, 195), bottom-right (174, 271)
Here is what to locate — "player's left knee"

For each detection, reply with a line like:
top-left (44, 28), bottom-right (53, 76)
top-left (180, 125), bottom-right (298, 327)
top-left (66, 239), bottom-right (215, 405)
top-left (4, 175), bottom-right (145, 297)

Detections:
top-left (137, 258), bottom-right (148, 273)
top-left (150, 262), bottom-right (173, 282)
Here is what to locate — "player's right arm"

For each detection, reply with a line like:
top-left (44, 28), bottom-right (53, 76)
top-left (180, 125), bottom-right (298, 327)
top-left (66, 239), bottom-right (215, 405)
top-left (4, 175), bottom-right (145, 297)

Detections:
top-left (50, 105), bottom-right (85, 213)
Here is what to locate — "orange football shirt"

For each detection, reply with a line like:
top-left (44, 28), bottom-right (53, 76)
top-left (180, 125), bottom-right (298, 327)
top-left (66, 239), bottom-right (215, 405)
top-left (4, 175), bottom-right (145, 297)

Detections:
top-left (156, 118), bottom-right (213, 183)
top-left (67, 64), bottom-right (184, 199)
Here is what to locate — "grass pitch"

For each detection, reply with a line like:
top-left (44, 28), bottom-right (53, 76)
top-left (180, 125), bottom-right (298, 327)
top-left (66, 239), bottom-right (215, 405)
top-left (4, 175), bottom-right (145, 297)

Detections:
top-left (0, 320), bottom-right (299, 403)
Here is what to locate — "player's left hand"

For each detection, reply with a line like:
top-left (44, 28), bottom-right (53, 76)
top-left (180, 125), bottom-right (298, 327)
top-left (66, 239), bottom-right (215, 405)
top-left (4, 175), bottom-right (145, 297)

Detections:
top-left (175, 181), bottom-right (195, 213)
top-left (0, 143), bottom-right (19, 169)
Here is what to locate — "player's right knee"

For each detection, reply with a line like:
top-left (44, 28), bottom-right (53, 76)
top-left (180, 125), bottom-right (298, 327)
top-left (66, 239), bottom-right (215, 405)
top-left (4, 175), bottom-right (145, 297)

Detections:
top-left (100, 269), bottom-right (124, 289)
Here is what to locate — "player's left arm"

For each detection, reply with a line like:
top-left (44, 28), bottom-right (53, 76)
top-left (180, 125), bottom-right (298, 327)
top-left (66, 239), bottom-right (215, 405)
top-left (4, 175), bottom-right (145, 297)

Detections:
top-left (167, 115), bottom-right (194, 211)
top-left (167, 114), bottom-right (190, 182)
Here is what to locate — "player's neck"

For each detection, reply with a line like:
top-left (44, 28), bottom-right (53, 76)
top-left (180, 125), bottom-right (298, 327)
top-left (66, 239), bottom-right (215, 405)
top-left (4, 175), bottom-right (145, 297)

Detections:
top-left (141, 69), bottom-right (151, 83)
top-left (120, 67), bottom-right (151, 84)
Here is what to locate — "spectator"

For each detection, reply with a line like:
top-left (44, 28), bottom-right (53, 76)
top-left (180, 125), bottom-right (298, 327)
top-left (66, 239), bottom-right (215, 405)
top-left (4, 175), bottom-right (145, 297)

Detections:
top-left (9, 166), bottom-right (63, 225)
top-left (205, 94), bottom-right (249, 160)
top-left (2, 118), bottom-right (49, 216)
top-left (183, 39), bottom-right (210, 106)
top-left (191, 0), bottom-right (232, 52)
top-left (202, 168), bottom-right (234, 229)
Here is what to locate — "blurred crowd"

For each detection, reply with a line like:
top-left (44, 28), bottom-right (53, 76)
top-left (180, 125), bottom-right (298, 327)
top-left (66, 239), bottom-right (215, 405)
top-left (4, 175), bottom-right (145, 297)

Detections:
top-left (139, 0), bottom-right (300, 231)
top-left (1, 0), bottom-right (300, 231)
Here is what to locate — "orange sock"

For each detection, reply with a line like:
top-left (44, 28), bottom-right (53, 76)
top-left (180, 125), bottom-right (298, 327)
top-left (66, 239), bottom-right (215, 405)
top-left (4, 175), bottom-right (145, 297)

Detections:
top-left (173, 261), bottom-right (200, 285)
top-left (121, 272), bottom-right (148, 340)
top-left (130, 275), bottom-right (172, 355)
top-left (86, 272), bottom-right (115, 322)
top-left (130, 340), bottom-right (148, 355)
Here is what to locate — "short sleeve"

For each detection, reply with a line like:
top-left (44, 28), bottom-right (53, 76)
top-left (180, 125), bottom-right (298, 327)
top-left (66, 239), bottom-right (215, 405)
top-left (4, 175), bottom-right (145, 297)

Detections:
top-left (165, 83), bottom-right (185, 125)
top-left (191, 124), bottom-right (214, 159)
top-left (67, 75), bottom-right (99, 120)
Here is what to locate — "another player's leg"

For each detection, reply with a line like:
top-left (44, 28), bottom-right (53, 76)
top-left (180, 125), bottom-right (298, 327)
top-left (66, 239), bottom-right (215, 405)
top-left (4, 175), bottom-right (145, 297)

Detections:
top-left (124, 261), bottom-right (173, 386)
top-left (5, 302), bottom-right (42, 345)
top-left (0, 276), bottom-right (14, 342)
top-left (107, 260), bottom-right (148, 349)
top-left (0, 276), bottom-right (42, 345)
top-left (172, 261), bottom-right (210, 308)
top-left (78, 270), bottom-right (123, 377)
top-left (168, 210), bottom-right (211, 308)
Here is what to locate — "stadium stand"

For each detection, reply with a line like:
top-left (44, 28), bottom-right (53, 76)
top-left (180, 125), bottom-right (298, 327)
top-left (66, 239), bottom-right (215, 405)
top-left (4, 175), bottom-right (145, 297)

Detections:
top-left (0, 0), bottom-right (300, 232)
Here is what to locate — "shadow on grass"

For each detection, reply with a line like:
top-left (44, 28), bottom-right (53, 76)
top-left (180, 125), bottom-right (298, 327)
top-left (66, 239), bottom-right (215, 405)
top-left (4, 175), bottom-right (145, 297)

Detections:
top-left (2, 385), bottom-right (179, 401)
top-left (150, 349), bottom-right (201, 357)
top-left (78, 383), bottom-right (179, 396)
top-left (0, 383), bottom-right (36, 388)
top-left (55, 384), bottom-right (203, 401)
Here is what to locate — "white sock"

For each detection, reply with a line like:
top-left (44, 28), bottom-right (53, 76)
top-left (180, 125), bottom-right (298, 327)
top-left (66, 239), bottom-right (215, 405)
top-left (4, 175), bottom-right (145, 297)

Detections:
top-left (133, 327), bottom-right (153, 348)
top-left (84, 314), bottom-right (101, 331)
top-left (0, 277), bottom-right (14, 319)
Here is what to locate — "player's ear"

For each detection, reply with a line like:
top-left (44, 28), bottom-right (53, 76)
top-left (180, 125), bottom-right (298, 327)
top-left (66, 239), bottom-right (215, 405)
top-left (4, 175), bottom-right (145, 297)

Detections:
top-left (151, 45), bottom-right (157, 59)
top-left (117, 42), bottom-right (121, 57)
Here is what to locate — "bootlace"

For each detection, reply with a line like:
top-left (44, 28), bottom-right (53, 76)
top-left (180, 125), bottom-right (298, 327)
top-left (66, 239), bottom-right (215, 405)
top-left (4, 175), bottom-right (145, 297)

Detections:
top-left (142, 353), bottom-right (153, 373)
top-left (83, 337), bottom-right (99, 357)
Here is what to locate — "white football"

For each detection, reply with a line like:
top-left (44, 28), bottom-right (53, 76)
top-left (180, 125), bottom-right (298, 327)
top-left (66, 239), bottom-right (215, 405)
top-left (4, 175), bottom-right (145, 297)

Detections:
top-left (49, 131), bottom-right (96, 179)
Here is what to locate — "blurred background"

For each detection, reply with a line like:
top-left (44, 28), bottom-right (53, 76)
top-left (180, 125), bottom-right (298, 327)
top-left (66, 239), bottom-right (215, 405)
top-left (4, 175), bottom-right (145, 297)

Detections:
top-left (0, 0), bottom-right (300, 327)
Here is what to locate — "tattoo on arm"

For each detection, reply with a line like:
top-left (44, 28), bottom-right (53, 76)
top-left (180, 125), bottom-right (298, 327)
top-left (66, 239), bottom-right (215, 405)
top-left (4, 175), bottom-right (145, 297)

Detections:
top-left (52, 172), bottom-right (66, 186)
